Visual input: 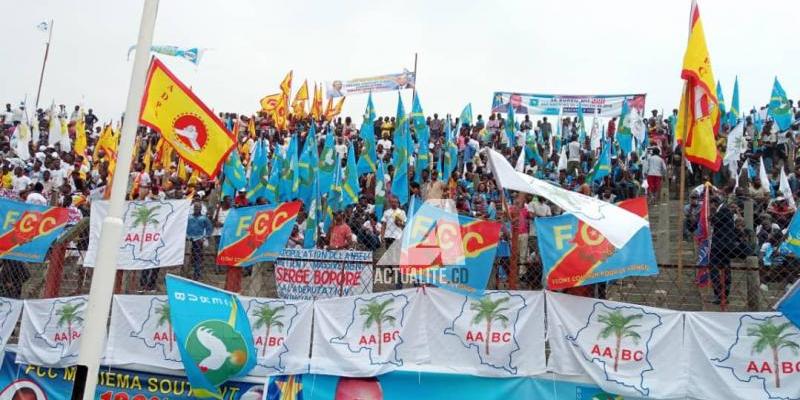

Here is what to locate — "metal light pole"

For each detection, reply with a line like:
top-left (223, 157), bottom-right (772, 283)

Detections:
top-left (72, 0), bottom-right (159, 399)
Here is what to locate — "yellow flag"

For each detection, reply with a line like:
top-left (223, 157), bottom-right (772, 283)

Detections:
top-left (280, 71), bottom-right (293, 96)
top-left (74, 114), bottom-right (87, 156)
top-left (293, 80), bottom-right (309, 103)
top-left (291, 80), bottom-right (309, 118)
top-left (143, 141), bottom-right (153, 174)
top-left (260, 93), bottom-right (281, 113)
top-left (247, 117), bottom-right (256, 138)
top-left (311, 82), bottom-right (323, 121)
top-left (676, 0), bottom-right (720, 171)
top-left (139, 58), bottom-right (236, 177)
top-left (177, 157), bottom-right (187, 181)
top-left (275, 94), bottom-right (289, 131)
top-left (325, 97), bottom-right (345, 121)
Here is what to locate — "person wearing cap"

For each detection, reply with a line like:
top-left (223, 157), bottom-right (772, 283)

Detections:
top-left (234, 188), bottom-right (250, 207)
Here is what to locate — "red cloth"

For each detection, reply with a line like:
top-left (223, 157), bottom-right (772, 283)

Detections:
top-left (647, 175), bottom-right (662, 194)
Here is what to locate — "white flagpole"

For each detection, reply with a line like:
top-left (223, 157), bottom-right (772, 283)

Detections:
top-left (73, 0), bottom-right (159, 399)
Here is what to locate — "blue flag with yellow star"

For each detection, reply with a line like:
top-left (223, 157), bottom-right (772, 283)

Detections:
top-left (266, 375), bottom-right (304, 400)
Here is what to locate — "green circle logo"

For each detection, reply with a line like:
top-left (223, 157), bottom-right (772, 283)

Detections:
top-left (185, 320), bottom-right (249, 386)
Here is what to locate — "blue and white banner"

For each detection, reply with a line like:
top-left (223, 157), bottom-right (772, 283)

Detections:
top-left (423, 288), bottom-right (546, 377)
top-left (491, 92), bottom-right (646, 117)
top-left (546, 291), bottom-right (687, 399)
top-left (16, 296), bottom-right (88, 367)
top-left (85, 200), bottom-right (190, 270)
top-left (127, 45), bottom-right (204, 66)
top-left (310, 289), bottom-right (428, 376)
top-left (325, 70), bottom-right (415, 98)
top-left (685, 312), bottom-right (800, 400)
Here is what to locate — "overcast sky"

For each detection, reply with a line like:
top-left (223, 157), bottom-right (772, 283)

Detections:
top-left (1, 0), bottom-right (797, 123)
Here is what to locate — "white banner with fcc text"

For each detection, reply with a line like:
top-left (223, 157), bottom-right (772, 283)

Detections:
top-left (546, 291), bottom-right (687, 399)
top-left (85, 199), bottom-right (190, 270)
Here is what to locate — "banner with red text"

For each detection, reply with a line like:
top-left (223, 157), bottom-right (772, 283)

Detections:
top-left (16, 296), bottom-right (88, 367)
top-left (275, 248), bottom-right (373, 300)
top-left (685, 312), bottom-right (800, 400)
top-left (310, 289), bottom-right (428, 376)
top-left (545, 291), bottom-right (687, 399)
top-left (85, 200), bottom-right (190, 270)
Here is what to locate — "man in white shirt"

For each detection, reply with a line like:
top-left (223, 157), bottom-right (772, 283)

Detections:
top-left (25, 182), bottom-right (48, 205)
top-left (567, 135), bottom-right (581, 175)
top-left (11, 167), bottom-right (31, 193)
top-left (644, 148), bottom-right (667, 202)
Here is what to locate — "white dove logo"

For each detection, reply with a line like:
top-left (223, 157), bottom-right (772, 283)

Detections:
top-left (175, 125), bottom-right (202, 151)
top-left (196, 326), bottom-right (230, 373)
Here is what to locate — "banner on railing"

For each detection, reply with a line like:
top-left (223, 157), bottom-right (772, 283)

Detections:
top-left (685, 312), bottom-right (800, 400)
top-left (0, 351), bottom-right (264, 400)
top-left (16, 296), bottom-right (88, 367)
top-left (310, 289), bottom-right (428, 376)
top-left (536, 197), bottom-right (658, 290)
top-left (0, 198), bottom-right (70, 263)
top-left (241, 296), bottom-right (312, 376)
top-left (85, 200), bottom-right (190, 270)
top-left (216, 202), bottom-right (301, 267)
top-left (106, 295), bottom-right (183, 370)
top-left (0, 298), bottom-right (21, 369)
top-left (275, 248), bottom-right (373, 300)
top-left (325, 69), bottom-right (415, 98)
top-left (490, 92), bottom-right (646, 117)
top-left (424, 288), bottom-right (546, 377)
top-left (546, 291), bottom-right (687, 399)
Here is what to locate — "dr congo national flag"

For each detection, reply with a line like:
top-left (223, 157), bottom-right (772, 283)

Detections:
top-left (535, 197), bottom-right (657, 290)
top-left (0, 198), bottom-right (70, 263)
top-left (216, 201), bottom-right (301, 267)
top-left (139, 57), bottom-right (236, 177)
top-left (399, 202), bottom-right (501, 296)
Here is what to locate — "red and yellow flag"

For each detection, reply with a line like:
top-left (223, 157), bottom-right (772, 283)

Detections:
top-left (280, 71), bottom-right (293, 96)
top-left (74, 112), bottom-right (87, 157)
top-left (676, 0), bottom-right (721, 171)
top-left (139, 58), bottom-right (236, 177)
top-left (325, 96), bottom-right (345, 121)
top-left (260, 93), bottom-right (281, 113)
top-left (291, 80), bottom-right (309, 118)
top-left (311, 82), bottom-right (323, 121)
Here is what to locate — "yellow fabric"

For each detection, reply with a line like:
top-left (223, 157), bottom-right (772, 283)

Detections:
top-left (74, 113), bottom-right (87, 156)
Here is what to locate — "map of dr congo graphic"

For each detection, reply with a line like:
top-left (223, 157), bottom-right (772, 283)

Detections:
top-left (443, 291), bottom-right (527, 375)
top-left (131, 297), bottom-right (181, 365)
top-left (121, 201), bottom-right (175, 266)
top-left (33, 297), bottom-right (87, 360)
top-left (330, 292), bottom-right (410, 366)
top-left (712, 314), bottom-right (800, 400)
top-left (566, 302), bottom-right (662, 397)
top-left (245, 299), bottom-right (300, 373)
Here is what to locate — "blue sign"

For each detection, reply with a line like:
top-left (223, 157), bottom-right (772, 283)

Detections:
top-left (0, 198), bottom-right (70, 263)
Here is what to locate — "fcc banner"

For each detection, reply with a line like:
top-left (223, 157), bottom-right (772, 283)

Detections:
top-left (0, 198), bottom-right (70, 263)
top-left (685, 312), bottom-right (800, 400)
top-left (310, 289), bottom-right (428, 376)
top-left (491, 92), bottom-right (646, 117)
top-left (16, 296), bottom-right (88, 367)
top-left (275, 248), bottom-right (373, 300)
top-left (423, 288), bottom-right (546, 377)
top-left (535, 197), bottom-right (658, 290)
top-left (0, 351), bottom-right (264, 400)
top-left (546, 291), bottom-right (687, 399)
top-left (85, 200), bottom-right (190, 270)
top-left (216, 202), bottom-right (301, 267)
top-left (325, 70), bottom-right (415, 98)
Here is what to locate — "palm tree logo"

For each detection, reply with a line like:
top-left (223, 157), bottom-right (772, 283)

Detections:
top-left (155, 302), bottom-right (174, 353)
top-left (597, 310), bottom-right (643, 372)
top-left (56, 301), bottom-right (84, 346)
top-left (360, 299), bottom-right (396, 356)
top-left (470, 296), bottom-right (510, 356)
top-left (253, 304), bottom-right (285, 357)
top-left (747, 319), bottom-right (800, 388)
top-left (130, 204), bottom-right (161, 251)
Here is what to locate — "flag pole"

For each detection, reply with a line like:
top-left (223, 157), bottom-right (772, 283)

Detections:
top-left (34, 19), bottom-right (54, 110)
top-left (412, 52), bottom-right (418, 100)
top-left (676, 84), bottom-right (689, 288)
top-left (71, 1), bottom-right (159, 399)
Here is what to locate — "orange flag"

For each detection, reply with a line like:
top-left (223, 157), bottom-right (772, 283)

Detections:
top-left (676, 0), bottom-right (721, 171)
top-left (139, 58), bottom-right (236, 177)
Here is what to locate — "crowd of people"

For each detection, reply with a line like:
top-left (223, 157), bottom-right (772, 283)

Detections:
top-left (1, 97), bottom-right (799, 301)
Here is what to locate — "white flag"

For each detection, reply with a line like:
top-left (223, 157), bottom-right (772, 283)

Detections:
top-left (17, 296), bottom-right (89, 367)
top-left (0, 297), bottom-right (22, 369)
top-left (47, 105), bottom-right (62, 147)
top-left (557, 145), bottom-right (567, 171)
top-left (85, 199), bottom-right (190, 270)
top-left (36, 21), bottom-right (49, 32)
top-left (546, 291), bottom-right (688, 399)
top-left (59, 117), bottom-right (71, 151)
top-left (685, 312), bottom-right (800, 400)
top-left (780, 167), bottom-right (796, 208)
top-left (515, 132), bottom-right (526, 172)
top-left (590, 114), bottom-right (601, 151)
top-left (630, 109), bottom-right (646, 145)
top-left (423, 288), bottom-right (546, 377)
top-left (310, 289), bottom-right (428, 376)
top-left (759, 156), bottom-right (771, 191)
top-left (12, 122), bottom-right (30, 161)
top-left (486, 148), bottom-right (647, 248)
top-left (724, 122), bottom-right (745, 166)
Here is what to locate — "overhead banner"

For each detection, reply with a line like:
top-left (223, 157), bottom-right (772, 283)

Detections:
top-left (85, 200), bottom-right (190, 270)
top-left (275, 248), bottom-right (373, 300)
top-left (0, 351), bottom-right (264, 400)
top-left (535, 197), bottom-right (658, 290)
top-left (17, 296), bottom-right (88, 367)
top-left (216, 202), bottom-right (302, 267)
top-left (685, 312), bottom-right (800, 400)
top-left (0, 298), bottom-right (22, 369)
top-left (266, 371), bottom-right (639, 400)
top-left (325, 69), bottom-right (415, 98)
top-left (310, 289), bottom-right (428, 376)
top-left (546, 291), bottom-right (687, 399)
top-left (423, 288), bottom-right (546, 377)
top-left (0, 198), bottom-right (70, 263)
top-left (490, 92), bottom-right (646, 117)
top-left (241, 296), bottom-right (313, 376)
